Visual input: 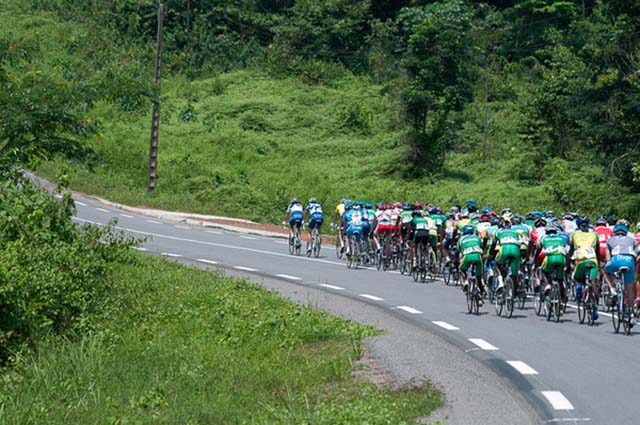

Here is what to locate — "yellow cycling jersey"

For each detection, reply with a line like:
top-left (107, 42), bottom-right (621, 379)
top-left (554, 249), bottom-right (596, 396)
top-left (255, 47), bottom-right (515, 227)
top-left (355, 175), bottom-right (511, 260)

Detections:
top-left (335, 203), bottom-right (345, 217)
top-left (571, 231), bottom-right (598, 261)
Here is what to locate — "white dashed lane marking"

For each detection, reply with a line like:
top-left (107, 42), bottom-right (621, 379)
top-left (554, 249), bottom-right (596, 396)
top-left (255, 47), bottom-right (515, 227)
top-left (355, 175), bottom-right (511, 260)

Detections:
top-left (396, 306), bottom-right (422, 314)
top-left (146, 220), bottom-right (162, 224)
top-left (196, 259), bottom-right (218, 265)
top-left (234, 266), bottom-right (258, 272)
top-left (120, 214), bottom-right (134, 219)
top-left (206, 230), bottom-right (222, 235)
top-left (75, 201), bottom-right (87, 206)
top-left (175, 225), bottom-right (190, 229)
top-left (318, 284), bottom-right (344, 290)
top-left (432, 321), bottom-right (459, 331)
top-left (54, 194), bottom-right (63, 199)
top-left (468, 338), bottom-right (499, 351)
top-left (541, 391), bottom-right (575, 410)
top-left (133, 247), bottom-right (147, 251)
top-left (240, 236), bottom-right (257, 240)
top-left (506, 360), bottom-right (539, 375)
top-left (96, 208), bottom-right (109, 213)
top-left (360, 294), bottom-right (384, 301)
top-left (162, 252), bottom-right (182, 258)
top-left (275, 274), bottom-right (301, 281)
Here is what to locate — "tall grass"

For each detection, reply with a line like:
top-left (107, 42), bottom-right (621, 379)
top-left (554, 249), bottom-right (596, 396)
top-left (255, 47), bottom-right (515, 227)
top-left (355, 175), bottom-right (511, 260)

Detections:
top-left (0, 255), bottom-right (442, 423)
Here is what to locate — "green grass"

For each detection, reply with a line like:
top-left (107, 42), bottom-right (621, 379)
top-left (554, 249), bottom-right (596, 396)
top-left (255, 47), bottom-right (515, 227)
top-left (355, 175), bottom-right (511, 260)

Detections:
top-left (0, 254), bottom-right (442, 424)
top-left (6, 1), bottom-right (638, 220)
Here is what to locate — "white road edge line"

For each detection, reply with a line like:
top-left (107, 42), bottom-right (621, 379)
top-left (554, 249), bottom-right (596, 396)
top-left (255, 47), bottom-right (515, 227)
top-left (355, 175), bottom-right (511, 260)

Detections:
top-left (234, 266), bottom-right (258, 272)
top-left (360, 294), bottom-right (384, 301)
top-left (432, 321), bottom-right (459, 331)
top-left (240, 236), bottom-right (257, 240)
top-left (468, 338), bottom-right (499, 351)
top-left (541, 391), bottom-right (575, 410)
top-left (175, 225), bottom-right (190, 229)
top-left (565, 302), bottom-right (612, 318)
top-left (120, 214), bottom-right (134, 219)
top-left (54, 194), bottom-right (63, 199)
top-left (275, 274), bottom-right (301, 281)
top-left (196, 259), bottom-right (218, 265)
top-left (506, 360), bottom-right (539, 375)
top-left (318, 284), bottom-right (344, 290)
top-left (396, 306), bottom-right (422, 314)
top-left (161, 252), bottom-right (182, 257)
top-left (133, 247), bottom-right (147, 251)
top-left (146, 220), bottom-right (162, 224)
top-left (96, 208), bottom-right (109, 213)
top-left (75, 201), bottom-right (88, 206)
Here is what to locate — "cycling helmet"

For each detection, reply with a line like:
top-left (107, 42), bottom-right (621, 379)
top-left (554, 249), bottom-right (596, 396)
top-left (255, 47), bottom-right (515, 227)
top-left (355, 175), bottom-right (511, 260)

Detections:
top-left (401, 202), bottom-right (411, 210)
top-left (291, 197), bottom-right (299, 204)
top-left (309, 197), bottom-right (317, 203)
top-left (607, 215), bottom-right (617, 226)
top-left (459, 209), bottom-right (470, 218)
top-left (595, 216), bottom-right (607, 226)
top-left (428, 206), bottom-right (438, 215)
top-left (345, 201), bottom-right (353, 210)
top-left (500, 218), bottom-right (512, 229)
top-left (490, 216), bottom-right (501, 226)
top-left (576, 215), bottom-right (590, 228)
top-left (450, 205), bottom-right (460, 214)
top-left (544, 210), bottom-right (555, 219)
top-left (534, 217), bottom-right (547, 228)
top-left (462, 224), bottom-right (474, 235)
top-left (545, 224), bottom-right (558, 234)
top-left (533, 211), bottom-right (542, 219)
top-left (617, 218), bottom-right (630, 227)
top-left (613, 223), bottom-right (628, 235)
top-left (375, 201), bottom-right (383, 208)
top-left (502, 212), bottom-right (512, 222)
top-left (365, 201), bottom-right (373, 208)
top-left (512, 214), bottom-right (523, 225)
top-left (356, 200), bottom-right (364, 207)
top-left (479, 214), bottom-right (490, 223)
top-left (414, 201), bottom-right (424, 210)
top-left (502, 207), bottom-right (512, 215)
top-left (525, 212), bottom-right (536, 221)
top-left (469, 212), bottom-right (480, 220)
top-left (411, 210), bottom-right (423, 217)
top-left (562, 213), bottom-right (573, 220)
top-left (466, 199), bottom-right (476, 207)
top-left (482, 206), bottom-right (494, 214)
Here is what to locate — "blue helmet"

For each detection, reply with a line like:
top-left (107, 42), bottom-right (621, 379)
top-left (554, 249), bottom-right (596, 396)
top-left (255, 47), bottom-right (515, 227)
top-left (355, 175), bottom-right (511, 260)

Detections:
top-left (613, 223), bottom-right (628, 235)
top-left (462, 224), bottom-right (475, 235)
top-left (345, 201), bottom-right (353, 210)
top-left (355, 200), bottom-right (364, 207)
top-left (482, 206), bottom-right (493, 214)
top-left (375, 201), bottom-right (383, 208)
top-left (365, 201), bottom-right (373, 208)
top-left (576, 215), bottom-right (590, 228)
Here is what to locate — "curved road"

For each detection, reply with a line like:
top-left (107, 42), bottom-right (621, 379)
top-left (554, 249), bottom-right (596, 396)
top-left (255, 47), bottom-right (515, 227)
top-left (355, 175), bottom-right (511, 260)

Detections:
top-left (68, 194), bottom-right (638, 425)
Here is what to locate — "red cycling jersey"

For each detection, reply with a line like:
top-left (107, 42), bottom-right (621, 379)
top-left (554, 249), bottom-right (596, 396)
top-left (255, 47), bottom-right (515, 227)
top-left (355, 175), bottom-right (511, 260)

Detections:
top-left (594, 226), bottom-right (613, 261)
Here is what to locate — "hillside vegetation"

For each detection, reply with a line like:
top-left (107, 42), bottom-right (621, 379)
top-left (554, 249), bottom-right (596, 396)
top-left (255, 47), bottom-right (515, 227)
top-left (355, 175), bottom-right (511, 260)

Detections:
top-left (4, 0), bottom-right (640, 220)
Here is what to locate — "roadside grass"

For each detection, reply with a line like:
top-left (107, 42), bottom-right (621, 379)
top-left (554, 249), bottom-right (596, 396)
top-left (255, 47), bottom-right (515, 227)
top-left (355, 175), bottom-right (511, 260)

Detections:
top-left (0, 254), bottom-right (443, 424)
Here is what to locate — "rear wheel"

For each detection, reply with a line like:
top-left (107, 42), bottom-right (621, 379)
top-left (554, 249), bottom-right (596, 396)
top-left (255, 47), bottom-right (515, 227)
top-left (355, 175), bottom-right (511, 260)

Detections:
top-left (612, 299), bottom-right (621, 333)
top-left (505, 277), bottom-right (515, 318)
top-left (313, 230), bottom-right (321, 257)
top-left (534, 290), bottom-right (543, 316)
top-left (444, 264), bottom-right (452, 285)
top-left (294, 231), bottom-right (301, 256)
top-left (466, 278), bottom-right (474, 314)
top-left (623, 304), bottom-right (632, 335)
top-left (552, 285), bottom-right (561, 323)
top-left (335, 233), bottom-right (343, 259)
top-left (586, 293), bottom-right (595, 326)
top-left (577, 291), bottom-right (586, 324)
top-left (288, 234), bottom-right (295, 255)
top-left (495, 279), bottom-right (504, 317)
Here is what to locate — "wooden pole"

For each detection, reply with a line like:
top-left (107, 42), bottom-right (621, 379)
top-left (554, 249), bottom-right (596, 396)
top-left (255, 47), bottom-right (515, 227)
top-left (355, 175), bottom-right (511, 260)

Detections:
top-left (147, 3), bottom-right (164, 192)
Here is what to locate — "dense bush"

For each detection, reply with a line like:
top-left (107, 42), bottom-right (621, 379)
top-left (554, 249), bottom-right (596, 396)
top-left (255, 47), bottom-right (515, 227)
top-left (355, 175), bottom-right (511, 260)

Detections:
top-left (0, 179), bottom-right (136, 365)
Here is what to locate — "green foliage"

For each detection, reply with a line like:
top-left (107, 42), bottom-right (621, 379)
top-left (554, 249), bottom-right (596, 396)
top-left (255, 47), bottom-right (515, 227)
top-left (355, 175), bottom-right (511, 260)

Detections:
top-left (0, 255), bottom-right (442, 423)
top-left (0, 179), bottom-right (137, 365)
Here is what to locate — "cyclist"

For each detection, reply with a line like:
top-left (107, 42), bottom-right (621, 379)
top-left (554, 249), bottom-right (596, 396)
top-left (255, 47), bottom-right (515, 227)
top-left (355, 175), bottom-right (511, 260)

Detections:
top-left (304, 197), bottom-right (324, 253)
top-left (397, 202), bottom-right (414, 244)
top-left (341, 201), bottom-right (363, 257)
top-left (537, 223), bottom-right (569, 309)
top-left (569, 216), bottom-right (600, 308)
top-left (561, 213), bottom-right (578, 236)
top-left (359, 201), bottom-right (373, 256)
top-left (284, 197), bottom-right (304, 246)
top-left (410, 209), bottom-right (431, 269)
top-left (531, 217), bottom-right (548, 290)
top-left (594, 216), bottom-right (613, 266)
top-left (376, 204), bottom-right (394, 258)
top-left (458, 224), bottom-right (485, 299)
top-left (491, 216), bottom-right (521, 293)
top-left (603, 223), bottom-right (638, 324)
top-left (332, 199), bottom-right (347, 253)
top-left (635, 222), bottom-right (640, 310)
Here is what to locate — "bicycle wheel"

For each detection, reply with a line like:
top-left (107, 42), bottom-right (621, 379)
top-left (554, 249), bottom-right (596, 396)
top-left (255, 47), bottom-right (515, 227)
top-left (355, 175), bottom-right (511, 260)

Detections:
top-left (294, 231), bottom-right (301, 256)
top-left (623, 304), bottom-right (632, 335)
top-left (586, 292), bottom-right (595, 326)
top-left (534, 290), bottom-right (543, 316)
top-left (376, 249), bottom-right (383, 271)
top-left (495, 282), bottom-right (504, 317)
top-left (353, 237), bottom-right (361, 269)
top-left (335, 234), bottom-right (343, 259)
top-left (288, 234), bottom-right (295, 255)
top-left (306, 237), bottom-right (312, 258)
top-left (545, 290), bottom-right (553, 322)
top-left (443, 264), bottom-right (451, 285)
top-left (314, 230), bottom-right (321, 258)
top-left (487, 276), bottom-right (495, 304)
top-left (473, 283), bottom-right (480, 315)
top-left (428, 249), bottom-right (438, 280)
top-left (552, 285), bottom-right (561, 323)
top-left (577, 290), bottom-right (586, 324)
top-left (518, 284), bottom-right (526, 310)
top-left (612, 300), bottom-right (621, 333)
top-left (505, 277), bottom-right (515, 318)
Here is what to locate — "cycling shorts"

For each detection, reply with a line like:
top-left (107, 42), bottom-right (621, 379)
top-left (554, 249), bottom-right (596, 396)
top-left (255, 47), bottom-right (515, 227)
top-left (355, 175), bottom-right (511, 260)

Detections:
top-left (605, 255), bottom-right (635, 284)
top-left (400, 223), bottom-right (410, 239)
top-left (413, 230), bottom-right (430, 246)
top-left (346, 224), bottom-right (363, 240)
top-left (574, 259), bottom-right (598, 282)
top-left (362, 222), bottom-right (371, 237)
top-left (308, 214), bottom-right (323, 230)
top-left (461, 253), bottom-right (483, 277)
top-left (542, 254), bottom-right (565, 280)
top-left (496, 244), bottom-right (521, 277)
top-left (289, 215), bottom-right (303, 229)
top-left (377, 223), bottom-right (394, 236)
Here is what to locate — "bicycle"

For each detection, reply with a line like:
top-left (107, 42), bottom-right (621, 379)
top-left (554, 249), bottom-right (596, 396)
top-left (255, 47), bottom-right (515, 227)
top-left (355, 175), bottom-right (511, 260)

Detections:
top-left (610, 266), bottom-right (633, 335)
top-left (544, 266), bottom-right (563, 323)
top-left (333, 224), bottom-right (345, 259)
top-left (495, 256), bottom-right (518, 318)
top-left (533, 266), bottom-right (544, 316)
top-left (577, 264), bottom-right (597, 326)
top-left (599, 269), bottom-right (610, 312)
top-left (346, 231), bottom-right (362, 270)
top-left (466, 263), bottom-right (482, 315)
top-left (307, 226), bottom-right (322, 258)
top-left (412, 242), bottom-right (428, 283)
top-left (485, 259), bottom-right (497, 305)
top-left (288, 225), bottom-right (302, 256)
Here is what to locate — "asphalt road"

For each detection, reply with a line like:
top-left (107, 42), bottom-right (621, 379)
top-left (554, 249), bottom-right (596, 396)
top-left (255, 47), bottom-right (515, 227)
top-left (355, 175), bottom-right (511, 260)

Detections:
top-left (69, 193), bottom-right (639, 425)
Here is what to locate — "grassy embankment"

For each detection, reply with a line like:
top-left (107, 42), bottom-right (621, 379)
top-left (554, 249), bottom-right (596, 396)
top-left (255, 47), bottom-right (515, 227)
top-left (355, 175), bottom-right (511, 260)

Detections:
top-left (0, 253), bottom-right (442, 423)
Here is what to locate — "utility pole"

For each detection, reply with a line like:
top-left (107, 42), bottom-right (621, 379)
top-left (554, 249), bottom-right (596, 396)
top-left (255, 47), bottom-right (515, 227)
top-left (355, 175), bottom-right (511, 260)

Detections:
top-left (147, 3), bottom-right (164, 192)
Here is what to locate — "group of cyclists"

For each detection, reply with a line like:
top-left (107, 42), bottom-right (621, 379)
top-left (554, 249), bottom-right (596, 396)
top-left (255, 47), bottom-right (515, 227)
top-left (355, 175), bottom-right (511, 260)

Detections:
top-left (283, 197), bottom-right (640, 329)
